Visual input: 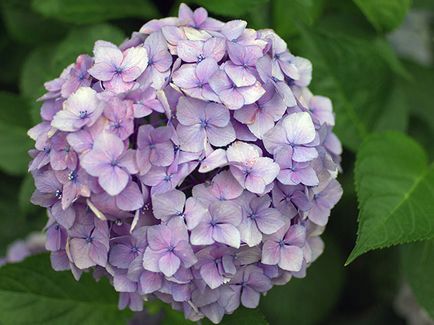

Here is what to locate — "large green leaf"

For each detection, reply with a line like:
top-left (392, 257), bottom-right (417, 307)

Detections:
top-left (354, 0), bottom-right (411, 32)
top-left (0, 124), bottom-right (32, 175)
top-left (347, 132), bottom-right (434, 264)
top-left (1, 0), bottom-right (67, 45)
top-left (32, 0), bottom-right (158, 24)
top-left (401, 239), bottom-right (434, 319)
top-left (0, 92), bottom-right (33, 175)
top-left (0, 92), bottom-right (32, 129)
top-left (0, 173), bottom-right (44, 254)
top-left (192, 0), bottom-right (269, 16)
top-left (295, 23), bottom-right (400, 151)
top-left (52, 24), bottom-right (125, 73)
top-left (272, 0), bottom-right (325, 37)
top-left (0, 254), bottom-right (132, 324)
top-left (260, 237), bottom-right (343, 325)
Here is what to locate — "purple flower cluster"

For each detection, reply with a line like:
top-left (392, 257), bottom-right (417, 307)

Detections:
top-left (28, 4), bottom-right (342, 323)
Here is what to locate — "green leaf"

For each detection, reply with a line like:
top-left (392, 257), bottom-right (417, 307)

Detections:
top-left (0, 92), bottom-right (32, 128)
top-left (20, 46), bottom-right (58, 106)
top-left (0, 124), bottom-right (32, 175)
top-left (401, 239), bottom-right (434, 319)
top-left (346, 132), bottom-right (434, 264)
top-left (191, 0), bottom-right (269, 16)
top-left (354, 0), bottom-right (411, 32)
top-left (260, 237), bottom-right (344, 325)
top-left (0, 254), bottom-right (133, 324)
top-left (0, 173), bottom-right (44, 254)
top-left (1, 0), bottom-right (67, 45)
top-left (219, 308), bottom-right (268, 325)
top-left (272, 0), bottom-right (325, 37)
top-left (295, 23), bottom-right (401, 151)
top-left (0, 92), bottom-right (33, 176)
top-left (32, 0), bottom-right (158, 24)
top-left (52, 24), bottom-right (125, 73)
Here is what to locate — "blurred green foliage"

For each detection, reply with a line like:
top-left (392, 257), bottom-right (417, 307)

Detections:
top-left (0, 0), bottom-right (433, 324)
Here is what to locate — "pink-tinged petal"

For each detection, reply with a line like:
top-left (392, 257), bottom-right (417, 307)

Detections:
top-left (282, 112), bottom-right (316, 145)
top-left (210, 201), bottom-right (242, 225)
top-left (278, 245), bottom-right (303, 271)
top-left (199, 148), bottom-right (228, 174)
top-left (80, 151), bottom-right (108, 177)
top-left (292, 146), bottom-right (318, 163)
top-left (177, 40), bottom-right (203, 62)
top-left (51, 110), bottom-right (78, 132)
top-left (212, 224), bottom-right (241, 248)
top-left (219, 88), bottom-right (245, 110)
top-left (285, 225), bottom-right (306, 246)
top-left (51, 202), bottom-right (76, 229)
top-left (252, 157), bottom-right (280, 185)
top-left (109, 243), bottom-right (133, 268)
top-left (275, 81), bottom-right (296, 107)
top-left (88, 62), bottom-right (116, 81)
top-left (177, 124), bottom-right (206, 152)
top-left (139, 271), bottom-right (162, 294)
top-left (115, 181), bottom-right (144, 211)
top-left (142, 248), bottom-right (163, 272)
top-left (147, 225), bottom-right (171, 250)
top-left (225, 63), bottom-right (257, 87)
top-left (201, 262), bottom-right (224, 289)
top-left (196, 58), bottom-right (218, 82)
top-left (204, 102), bottom-right (230, 127)
top-left (152, 189), bottom-right (186, 221)
top-left (233, 103), bottom-right (257, 125)
top-left (69, 238), bottom-right (94, 269)
top-left (141, 166), bottom-right (165, 186)
top-left (93, 132), bottom-right (125, 160)
top-left (114, 274), bottom-right (136, 293)
top-left (176, 96), bottom-right (204, 125)
top-left (261, 240), bottom-right (280, 265)
top-left (221, 20), bottom-right (247, 41)
top-left (295, 167), bottom-right (319, 186)
top-left (206, 124), bottom-right (236, 147)
top-left (184, 197), bottom-right (209, 230)
top-left (308, 205), bottom-right (330, 226)
top-left (310, 96), bottom-right (334, 126)
top-left (248, 112), bottom-right (275, 139)
top-left (203, 37), bottom-right (226, 61)
top-left (238, 82), bottom-right (266, 105)
top-left (159, 252), bottom-right (181, 277)
top-left (256, 209), bottom-right (285, 235)
top-left (89, 241), bottom-right (108, 267)
top-left (121, 47), bottom-right (149, 82)
top-left (244, 174), bottom-right (266, 194)
top-left (211, 170), bottom-right (244, 200)
top-left (98, 166), bottom-right (129, 196)
top-left (263, 125), bottom-right (287, 154)
top-left (118, 149), bottom-right (138, 174)
top-left (239, 217), bottom-right (262, 247)
top-left (241, 286), bottom-right (260, 308)
top-left (172, 64), bottom-right (199, 89)
top-left (209, 70), bottom-right (232, 93)
top-left (174, 240), bottom-right (197, 267)
top-left (150, 142), bottom-right (175, 166)
top-left (190, 223), bottom-right (214, 246)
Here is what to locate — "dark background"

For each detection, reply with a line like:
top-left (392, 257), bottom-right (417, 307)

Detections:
top-left (0, 0), bottom-right (433, 324)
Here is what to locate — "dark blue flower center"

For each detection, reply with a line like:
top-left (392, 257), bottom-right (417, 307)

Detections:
top-left (68, 170), bottom-right (77, 182)
top-left (197, 54), bottom-right (205, 63)
top-left (79, 110), bottom-right (89, 119)
top-left (55, 189), bottom-right (62, 199)
top-left (114, 66), bottom-right (123, 74)
top-left (85, 235), bottom-right (93, 243)
top-left (131, 246), bottom-right (139, 254)
top-left (167, 245), bottom-right (175, 252)
top-left (200, 119), bottom-right (209, 129)
top-left (248, 212), bottom-right (258, 220)
top-left (278, 240), bottom-right (286, 248)
top-left (110, 159), bottom-right (118, 167)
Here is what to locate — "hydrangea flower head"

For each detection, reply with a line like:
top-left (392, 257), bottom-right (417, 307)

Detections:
top-left (28, 4), bottom-right (342, 323)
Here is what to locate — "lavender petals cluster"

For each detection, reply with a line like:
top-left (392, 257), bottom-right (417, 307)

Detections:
top-left (28, 4), bottom-right (343, 323)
